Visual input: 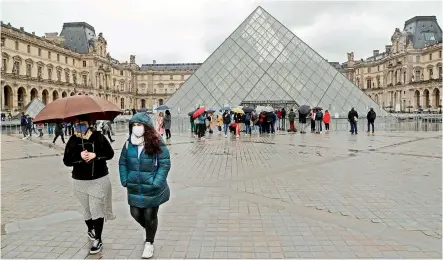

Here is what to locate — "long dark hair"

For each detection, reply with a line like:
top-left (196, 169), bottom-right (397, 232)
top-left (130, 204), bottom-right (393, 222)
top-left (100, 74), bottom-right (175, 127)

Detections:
top-left (143, 124), bottom-right (162, 155)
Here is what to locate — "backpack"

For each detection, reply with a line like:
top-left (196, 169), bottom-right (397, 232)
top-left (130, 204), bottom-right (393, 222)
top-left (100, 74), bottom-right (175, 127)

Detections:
top-left (244, 114), bottom-right (251, 122)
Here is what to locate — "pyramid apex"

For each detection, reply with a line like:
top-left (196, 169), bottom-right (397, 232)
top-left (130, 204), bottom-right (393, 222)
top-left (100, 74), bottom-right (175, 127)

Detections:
top-left (166, 5), bottom-right (389, 118)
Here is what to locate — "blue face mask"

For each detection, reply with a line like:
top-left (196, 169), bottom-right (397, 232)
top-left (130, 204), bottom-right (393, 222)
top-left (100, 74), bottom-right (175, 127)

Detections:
top-left (75, 124), bottom-right (88, 133)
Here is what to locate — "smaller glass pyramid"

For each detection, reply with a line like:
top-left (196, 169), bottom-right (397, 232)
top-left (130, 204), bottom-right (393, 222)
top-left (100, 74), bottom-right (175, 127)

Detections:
top-left (165, 6), bottom-right (388, 118)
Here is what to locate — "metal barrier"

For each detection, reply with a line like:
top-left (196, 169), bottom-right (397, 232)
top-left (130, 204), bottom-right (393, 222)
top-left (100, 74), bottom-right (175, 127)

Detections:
top-left (1, 113), bottom-right (441, 135)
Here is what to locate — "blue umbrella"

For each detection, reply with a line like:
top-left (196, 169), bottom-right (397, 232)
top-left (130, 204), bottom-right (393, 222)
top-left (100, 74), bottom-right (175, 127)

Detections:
top-left (155, 105), bottom-right (170, 110)
top-left (206, 108), bottom-right (216, 113)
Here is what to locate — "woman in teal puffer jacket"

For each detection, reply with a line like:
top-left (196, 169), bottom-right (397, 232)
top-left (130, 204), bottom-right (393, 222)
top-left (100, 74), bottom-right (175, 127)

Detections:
top-left (119, 112), bottom-right (171, 259)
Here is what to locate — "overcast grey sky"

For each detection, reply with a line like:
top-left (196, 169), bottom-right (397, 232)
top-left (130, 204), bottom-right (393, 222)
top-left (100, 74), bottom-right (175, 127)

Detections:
top-left (1, 0), bottom-right (442, 65)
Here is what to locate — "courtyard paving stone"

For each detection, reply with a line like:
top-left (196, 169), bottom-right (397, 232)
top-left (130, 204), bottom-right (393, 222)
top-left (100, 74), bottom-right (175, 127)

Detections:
top-left (1, 130), bottom-right (441, 259)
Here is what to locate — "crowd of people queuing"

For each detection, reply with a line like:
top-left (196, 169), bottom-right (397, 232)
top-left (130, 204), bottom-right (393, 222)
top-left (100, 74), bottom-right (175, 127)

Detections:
top-left (187, 106), bottom-right (377, 139)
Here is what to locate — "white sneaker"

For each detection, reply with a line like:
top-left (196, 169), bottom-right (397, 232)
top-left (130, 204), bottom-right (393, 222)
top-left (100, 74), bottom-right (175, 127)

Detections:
top-left (224, 135), bottom-right (227, 138)
top-left (142, 242), bottom-right (154, 259)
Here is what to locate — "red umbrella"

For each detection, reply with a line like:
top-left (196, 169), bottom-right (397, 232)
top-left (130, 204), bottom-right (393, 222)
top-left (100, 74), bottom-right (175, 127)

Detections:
top-left (192, 107), bottom-right (206, 119)
top-left (34, 95), bottom-right (121, 123)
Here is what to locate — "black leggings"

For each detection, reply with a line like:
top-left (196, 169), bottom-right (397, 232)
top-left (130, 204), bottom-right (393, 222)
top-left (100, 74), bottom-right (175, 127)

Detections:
top-left (130, 206), bottom-right (159, 243)
top-left (165, 129), bottom-right (171, 139)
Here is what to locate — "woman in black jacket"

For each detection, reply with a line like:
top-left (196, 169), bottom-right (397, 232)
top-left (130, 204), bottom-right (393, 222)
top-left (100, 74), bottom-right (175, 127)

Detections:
top-left (63, 119), bottom-right (115, 255)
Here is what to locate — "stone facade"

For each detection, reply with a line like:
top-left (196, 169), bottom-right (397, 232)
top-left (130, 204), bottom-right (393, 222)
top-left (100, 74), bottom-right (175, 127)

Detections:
top-left (346, 16), bottom-right (442, 112)
top-left (1, 22), bottom-right (200, 113)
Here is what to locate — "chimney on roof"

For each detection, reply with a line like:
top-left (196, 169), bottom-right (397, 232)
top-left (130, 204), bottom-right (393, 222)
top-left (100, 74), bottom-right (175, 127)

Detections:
top-left (385, 45), bottom-right (392, 53)
top-left (373, 50), bottom-right (379, 57)
top-left (20, 27), bottom-right (24, 32)
top-left (153, 60), bottom-right (156, 64)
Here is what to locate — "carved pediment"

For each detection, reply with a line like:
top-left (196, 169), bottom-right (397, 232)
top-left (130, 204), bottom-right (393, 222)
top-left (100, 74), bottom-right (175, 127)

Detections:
top-left (37, 61), bottom-right (45, 67)
top-left (427, 64), bottom-right (434, 69)
top-left (47, 63), bottom-right (54, 69)
top-left (56, 66), bottom-right (63, 71)
top-left (437, 62), bottom-right (442, 67)
top-left (25, 58), bottom-right (34, 65)
top-left (64, 67), bottom-right (70, 72)
top-left (2, 52), bottom-right (10, 59)
top-left (80, 71), bottom-right (88, 75)
top-left (72, 69), bottom-right (77, 74)
top-left (12, 55), bottom-right (22, 62)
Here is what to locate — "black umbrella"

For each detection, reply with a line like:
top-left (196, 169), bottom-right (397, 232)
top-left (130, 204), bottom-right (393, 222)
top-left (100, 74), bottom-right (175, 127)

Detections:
top-left (188, 109), bottom-right (197, 116)
top-left (312, 106), bottom-right (323, 110)
top-left (298, 105), bottom-right (310, 115)
top-left (242, 106), bottom-right (254, 113)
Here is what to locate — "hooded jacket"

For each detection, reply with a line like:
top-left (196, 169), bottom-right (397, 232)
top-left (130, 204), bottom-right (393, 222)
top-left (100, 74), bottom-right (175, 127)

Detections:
top-left (118, 113), bottom-right (171, 208)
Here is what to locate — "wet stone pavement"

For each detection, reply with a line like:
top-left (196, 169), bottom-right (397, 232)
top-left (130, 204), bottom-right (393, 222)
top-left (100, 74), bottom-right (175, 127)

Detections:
top-left (1, 130), bottom-right (442, 259)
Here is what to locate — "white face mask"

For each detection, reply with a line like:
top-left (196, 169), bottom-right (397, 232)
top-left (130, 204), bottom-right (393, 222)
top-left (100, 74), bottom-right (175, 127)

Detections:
top-left (132, 125), bottom-right (144, 137)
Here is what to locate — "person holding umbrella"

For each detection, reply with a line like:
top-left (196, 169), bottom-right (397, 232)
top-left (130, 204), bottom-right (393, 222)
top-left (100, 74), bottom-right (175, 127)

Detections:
top-left (222, 110), bottom-right (231, 137)
top-left (298, 106), bottom-right (309, 134)
top-left (63, 116), bottom-right (115, 254)
top-left (118, 113), bottom-right (171, 259)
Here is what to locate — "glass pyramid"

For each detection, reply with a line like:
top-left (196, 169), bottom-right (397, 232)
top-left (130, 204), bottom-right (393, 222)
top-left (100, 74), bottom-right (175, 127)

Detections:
top-left (165, 6), bottom-right (388, 117)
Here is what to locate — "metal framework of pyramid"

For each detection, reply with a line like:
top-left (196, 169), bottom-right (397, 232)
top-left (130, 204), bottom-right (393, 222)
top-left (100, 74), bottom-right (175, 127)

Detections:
top-left (165, 6), bottom-right (388, 117)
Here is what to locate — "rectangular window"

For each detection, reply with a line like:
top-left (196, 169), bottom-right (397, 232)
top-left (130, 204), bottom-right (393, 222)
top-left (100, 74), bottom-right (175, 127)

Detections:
top-left (377, 66), bottom-right (380, 72)
top-left (415, 70), bottom-right (421, 81)
top-left (366, 79), bottom-right (372, 89)
top-left (2, 58), bottom-right (7, 72)
top-left (439, 51), bottom-right (442, 58)
top-left (57, 54), bottom-right (60, 62)
top-left (38, 48), bottom-right (41, 56)
top-left (27, 45), bottom-right (31, 53)
top-left (15, 41), bottom-right (19, 50)
top-left (415, 55), bottom-right (420, 63)
top-left (65, 57), bottom-right (68, 64)
top-left (120, 70), bottom-right (123, 76)
top-left (48, 51), bottom-right (51, 59)
top-left (37, 66), bottom-right (42, 79)
top-left (82, 75), bottom-right (87, 85)
top-left (26, 64), bottom-right (31, 77)
top-left (429, 53), bottom-right (432, 61)
top-left (439, 67), bottom-right (442, 79)
top-left (429, 68), bottom-right (433, 79)
top-left (83, 61), bottom-right (87, 67)
top-left (73, 59), bottom-right (75, 66)
top-left (170, 75), bottom-right (173, 80)
top-left (368, 67), bottom-right (371, 73)
top-left (48, 68), bottom-right (52, 80)
top-left (1, 37), bottom-right (5, 47)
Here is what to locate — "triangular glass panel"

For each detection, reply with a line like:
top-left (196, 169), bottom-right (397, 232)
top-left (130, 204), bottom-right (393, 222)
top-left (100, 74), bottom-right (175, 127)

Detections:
top-left (165, 6), bottom-right (389, 117)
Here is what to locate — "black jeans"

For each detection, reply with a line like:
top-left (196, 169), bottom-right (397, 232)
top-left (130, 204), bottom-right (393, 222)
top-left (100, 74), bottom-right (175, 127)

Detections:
top-left (368, 121), bottom-right (375, 132)
top-left (53, 133), bottom-right (65, 144)
top-left (197, 124), bottom-right (205, 138)
top-left (325, 123), bottom-right (330, 130)
top-left (130, 206), bottom-right (159, 243)
top-left (165, 129), bottom-right (171, 139)
top-left (311, 120), bottom-right (315, 132)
